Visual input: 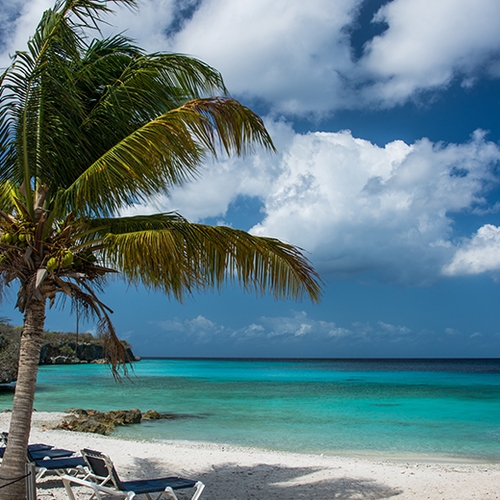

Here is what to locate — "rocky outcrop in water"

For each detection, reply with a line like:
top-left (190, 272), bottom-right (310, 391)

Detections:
top-left (58, 408), bottom-right (143, 435)
top-left (56, 408), bottom-right (186, 434)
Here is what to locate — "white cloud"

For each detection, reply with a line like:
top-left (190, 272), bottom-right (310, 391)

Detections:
top-left (166, 0), bottom-right (500, 113)
top-left (4, 2), bottom-right (500, 287)
top-left (359, 0), bottom-right (500, 106)
top-left (3, 1), bottom-right (500, 114)
top-left (168, 0), bottom-right (358, 115)
top-left (443, 224), bottom-right (500, 276)
top-left (119, 118), bottom-right (294, 221)
top-left (249, 126), bottom-right (500, 283)
top-left (123, 123), bottom-right (500, 284)
top-left (253, 311), bottom-right (352, 340)
top-left (99, 0), bottom-right (177, 52)
top-left (0, 0), bottom-right (53, 69)
top-left (158, 314), bottom-right (226, 343)
top-left (154, 311), bottom-right (418, 344)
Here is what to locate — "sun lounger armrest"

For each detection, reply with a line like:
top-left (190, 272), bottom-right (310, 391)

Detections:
top-left (191, 481), bottom-right (205, 500)
top-left (62, 474), bottom-right (129, 500)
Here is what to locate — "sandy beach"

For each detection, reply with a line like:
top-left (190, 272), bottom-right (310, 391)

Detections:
top-left (1, 412), bottom-right (499, 500)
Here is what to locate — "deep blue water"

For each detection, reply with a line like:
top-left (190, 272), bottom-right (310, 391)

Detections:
top-left (1, 358), bottom-right (499, 460)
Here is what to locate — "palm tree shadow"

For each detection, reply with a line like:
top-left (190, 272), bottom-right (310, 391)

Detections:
top-left (36, 456), bottom-right (403, 499)
top-left (128, 457), bottom-right (403, 500)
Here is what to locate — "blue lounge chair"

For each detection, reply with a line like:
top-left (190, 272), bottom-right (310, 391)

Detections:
top-left (27, 449), bottom-right (87, 481)
top-left (29, 447), bottom-right (76, 459)
top-left (62, 448), bottom-right (205, 500)
top-left (0, 446), bottom-right (75, 460)
top-left (0, 431), bottom-right (86, 481)
top-left (1, 431), bottom-right (59, 453)
top-left (0, 431), bottom-right (77, 461)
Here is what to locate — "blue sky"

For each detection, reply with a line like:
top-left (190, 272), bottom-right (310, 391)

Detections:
top-left (2, 0), bottom-right (500, 358)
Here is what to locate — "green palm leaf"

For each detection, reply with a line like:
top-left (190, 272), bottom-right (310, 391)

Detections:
top-left (58, 97), bottom-right (275, 217)
top-left (91, 213), bottom-right (322, 302)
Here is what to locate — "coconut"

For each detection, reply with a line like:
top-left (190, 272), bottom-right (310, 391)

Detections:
top-left (46, 257), bottom-right (57, 271)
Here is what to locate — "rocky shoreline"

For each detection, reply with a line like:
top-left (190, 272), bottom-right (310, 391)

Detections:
top-left (39, 341), bottom-right (139, 365)
top-left (54, 408), bottom-right (177, 434)
top-left (1, 320), bottom-right (139, 383)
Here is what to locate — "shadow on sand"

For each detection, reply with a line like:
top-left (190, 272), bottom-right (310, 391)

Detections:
top-left (133, 456), bottom-right (402, 500)
top-left (37, 455), bottom-right (403, 499)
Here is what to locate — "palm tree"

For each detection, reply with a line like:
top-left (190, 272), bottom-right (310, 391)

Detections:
top-left (0, 1), bottom-right (321, 496)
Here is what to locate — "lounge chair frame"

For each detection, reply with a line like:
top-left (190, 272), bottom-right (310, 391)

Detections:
top-left (62, 448), bottom-right (205, 500)
top-left (0, 432), bottom-right (86, 481)
top-left (26, 450), bottom-right (87, 481)
top-left (31, 455), bottom-right (87, 481)
top-left (62, 474), bottom-right (205, 500)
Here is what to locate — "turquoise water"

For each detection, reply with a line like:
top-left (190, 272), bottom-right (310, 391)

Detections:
top-left (1, 358), bottom-right (499, 460)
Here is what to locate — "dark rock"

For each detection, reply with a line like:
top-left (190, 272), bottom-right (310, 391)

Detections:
top-left (39, 342), bottom-right (138, 365)
top-left (51, 355), bottom-right (80, 364)
top-left (57, 408), bottom-right (142, 435)
top-left (142, 410), bottom-right (163, 420)
top-left (107, 409), bottom-right (142, 425)
top-left (59, 417), bottom-right (114, 435)
top-left (76, 343), bottom-right (104, 361)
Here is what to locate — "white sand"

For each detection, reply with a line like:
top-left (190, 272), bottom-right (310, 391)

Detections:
top-left (1, 412), bottom-right (499, 499)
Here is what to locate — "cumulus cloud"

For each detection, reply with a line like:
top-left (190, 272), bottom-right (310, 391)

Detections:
top-left (168, 0), bottom-right (358, 115)
top-left (249, 126), bottom-right (500, 283)
top-left (359, 0), bottom-right (500, 106)
top-left (443, 224), bottom-right (500, 276)
top-left (166, 0), bottom-right (500, 113)
top-left (4, 0), bottom-right (500, 114)
top-left (123, 123), bottom-right (500, 284)
top-left (4, 1), bottom-right (500, 287)
top-left (119, 118), bottom-right (296, 221)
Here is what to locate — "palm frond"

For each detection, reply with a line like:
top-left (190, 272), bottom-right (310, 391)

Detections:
top-left (57, 98), bottom-right (275, 217)
top-left (81, 44), bottom-right (228, 122)
top-left (0, 0), bottom-right (322, 380)
top-left (56, 0), bottom-right (137, 32)
top-left (97, 214), bottom-right (322, 303)
top-left (0, 182), bottom-right (21, 213)
top-left (1, 0), bottom-right (138, 218)
top-left (0, 73), bottom-right (16, 183)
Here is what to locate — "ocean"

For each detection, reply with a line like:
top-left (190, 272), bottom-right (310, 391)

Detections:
top-left (1, 358), bottom-right (499, 461)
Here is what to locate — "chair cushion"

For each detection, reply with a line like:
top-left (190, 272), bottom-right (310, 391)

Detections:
top-left (33, 456), bottom-right (86, 469)
top-left (30, 448), bottom-right (75, 459)
top-left (120, 477), bottom-right (197, 493)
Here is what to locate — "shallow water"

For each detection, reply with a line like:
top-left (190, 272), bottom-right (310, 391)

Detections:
top-left (1, 358), bottom-right (499, 460)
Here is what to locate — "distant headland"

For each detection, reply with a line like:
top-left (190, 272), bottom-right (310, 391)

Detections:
top-left (0, 319), bottom-right (138, 384)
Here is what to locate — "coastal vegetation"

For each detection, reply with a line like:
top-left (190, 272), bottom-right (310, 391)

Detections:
top-left (0, 0), bottom-right (321, 496)
top-left (0, 319), bottom-right (21, 384)
top-left (0, 318), bottom-right (136, 384)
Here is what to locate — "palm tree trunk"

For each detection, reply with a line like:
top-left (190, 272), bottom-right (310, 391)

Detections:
top-left (0, 298), bottom-right (46, 499)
